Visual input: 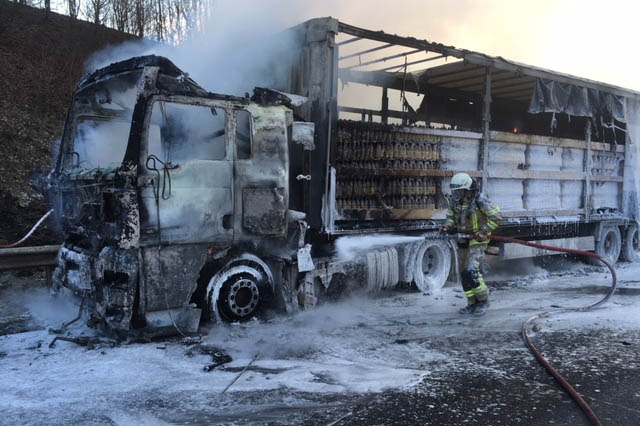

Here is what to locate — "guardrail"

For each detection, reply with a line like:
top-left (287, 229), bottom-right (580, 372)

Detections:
top-left (0, 245), bottom-right (61, 271)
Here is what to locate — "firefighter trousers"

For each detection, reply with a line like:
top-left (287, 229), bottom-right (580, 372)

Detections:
top-left (457, 244), bottom-right (489, 305)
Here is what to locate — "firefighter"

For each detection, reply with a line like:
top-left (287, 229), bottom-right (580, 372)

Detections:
top-left (441, 173), bottom-right (502, 315)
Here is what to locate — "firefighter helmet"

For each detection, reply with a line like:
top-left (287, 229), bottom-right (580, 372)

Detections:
top-left (450, 173), bottom-right (473, 191)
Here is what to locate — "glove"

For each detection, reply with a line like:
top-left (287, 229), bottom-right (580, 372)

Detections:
top-left (474, 232), bottom-right (487, 242)
top-left (440, 226), bottom-right (454, 235)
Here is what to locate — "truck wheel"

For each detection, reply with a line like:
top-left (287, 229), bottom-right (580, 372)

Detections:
top-left (414, 239), bottom-right (451, 292)
top-left (590, 225), bottom-right (621, 265)
top-left (205, 255), bottom-right (274, 322)
top-left (621, 224), bottom-right (640, 262)
top-left (217, 273), bottom-right (262, 322)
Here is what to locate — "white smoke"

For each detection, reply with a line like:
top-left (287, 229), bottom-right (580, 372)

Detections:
top-left (85, 1), bottom-right (305, 97)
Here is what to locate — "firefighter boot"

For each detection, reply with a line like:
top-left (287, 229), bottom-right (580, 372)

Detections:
top-left (473, 301), bottom-right (489, 316)
top-left (459, 296), bottom-right (476, 314)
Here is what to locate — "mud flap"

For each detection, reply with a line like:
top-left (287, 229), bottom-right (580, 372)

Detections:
top-left (144, 307), bottom-right (202, 335)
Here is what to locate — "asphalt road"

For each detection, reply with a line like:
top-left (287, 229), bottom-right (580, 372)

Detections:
top-left (1, 259), bottom-right (639, 426)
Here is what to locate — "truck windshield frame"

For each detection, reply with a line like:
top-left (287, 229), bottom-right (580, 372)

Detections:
top-left (58, 70), bottom-right (143, 172)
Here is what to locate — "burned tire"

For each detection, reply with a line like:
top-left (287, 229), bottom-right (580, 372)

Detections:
top-left (589, 225), bottom-right (621, 265)
top-left (205, 254), bottom-right (274, 323)
top-left (414, 239), bottom-right (451, 292)
top-left (622, 224), bottom-right (640, 262)
top-left (216, 273), bottom-right (262, 322)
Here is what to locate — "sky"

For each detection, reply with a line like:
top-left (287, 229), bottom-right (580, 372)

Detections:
top-left (45, 0), bottom-right (639, 90)
top-left (230, 0), bottom-right (640, 92)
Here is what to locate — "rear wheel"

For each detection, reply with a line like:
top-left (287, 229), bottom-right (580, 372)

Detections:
top-left (622, 224), bottom-right (640, 262)
top-left (415, 239), bottom-right (451, 292)
top-left (589, 225), bottom-right (621, 265)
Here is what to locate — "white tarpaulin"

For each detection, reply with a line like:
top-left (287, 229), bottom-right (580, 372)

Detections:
top-left (624, 98), bottom-right (640, 220)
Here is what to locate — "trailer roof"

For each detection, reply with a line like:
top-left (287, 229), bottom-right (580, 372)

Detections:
top-left (336, 20), bottom-right (640, 102)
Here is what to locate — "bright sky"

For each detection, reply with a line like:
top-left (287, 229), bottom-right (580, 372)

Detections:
top-left (249, 0), bottom-right (640, 92)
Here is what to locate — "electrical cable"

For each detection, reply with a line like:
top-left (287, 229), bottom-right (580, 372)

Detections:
top-left (0, 209), bottom-right (53, 249)
top-left (146, 154), bottom-right (185, 337)
top-left (485, 234), bottom-right (617, 426)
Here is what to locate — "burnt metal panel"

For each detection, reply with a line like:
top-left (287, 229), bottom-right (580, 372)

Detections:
top-left (242, 187), bottom-right (287, 235)
top-left (141, 244), bottom-right (207, 313)
top-left (95, 247), bottom-right (139, 330)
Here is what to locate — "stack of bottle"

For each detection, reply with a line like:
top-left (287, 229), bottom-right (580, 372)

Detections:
top-left (335, 177), bottom-right (437, 211)
top-left (385, 177), bottom-right (436, 196)
top-left (336, 120), bottom-right (441, 171)
top-left (335, 196), bottom-right (435, 210)
top-left (335, 120), bottom-right (443, 212)
top-left (384, 195), bottom-right (435, 209)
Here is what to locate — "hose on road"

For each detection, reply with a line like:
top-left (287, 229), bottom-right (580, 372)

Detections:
top-left (486, 234), bottom-right (617, 426)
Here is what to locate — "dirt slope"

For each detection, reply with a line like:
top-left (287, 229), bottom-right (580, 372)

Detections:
top-left (0, 0), bottom-right (138, 245)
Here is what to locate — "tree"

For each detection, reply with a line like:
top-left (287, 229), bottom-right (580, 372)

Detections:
top-left (85, 0), bottom-right (111, 25)
top-left (67, 0), bottom-right (81, 18)
top-left (111, 0), bottom-right (131, 32)
top-left (133, 0), bottom-right (147, 37)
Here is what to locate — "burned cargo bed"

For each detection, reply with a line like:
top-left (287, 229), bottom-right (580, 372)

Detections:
top-left (276, 18), bottom-right (640, 237)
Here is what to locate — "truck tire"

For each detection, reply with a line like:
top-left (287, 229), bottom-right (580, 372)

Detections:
top-left (621, 224), bottom-right (640, 262)
top-left (216, 272), bottom-right (262, 322)
top-left (414, 239), bottom-right (451, 292)
top-left (590, 225), bottom-right (621, 265)
top-left (205, 255), bottom-right (274, 322)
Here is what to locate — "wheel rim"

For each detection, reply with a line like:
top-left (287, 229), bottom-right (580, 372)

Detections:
top-left (422, 244), bottom-right (445, 286)
top-left (632, 228), bottom-right (640, 253)
top-left (604, 232), bottom-right (615, 256)
top-left (226, 278), bottom-right (260, 318)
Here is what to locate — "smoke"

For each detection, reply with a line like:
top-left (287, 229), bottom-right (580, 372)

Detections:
top-left (25, 287), bottom-right (81, 328)
top-left (1, 280), bottom-right (81, 331)
top-left (85, 1), bottom-right (303, 97)
top-left (74, 119), bottom-right (132, 169)
top-left (207, 297), bottom-right (369, 360)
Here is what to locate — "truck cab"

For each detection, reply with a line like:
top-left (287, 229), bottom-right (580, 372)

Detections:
top-left (51, 56), bottom-right (314, 334)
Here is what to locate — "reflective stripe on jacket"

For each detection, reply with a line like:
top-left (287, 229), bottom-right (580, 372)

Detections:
top-left (445, 194), bottom-right (503, 246)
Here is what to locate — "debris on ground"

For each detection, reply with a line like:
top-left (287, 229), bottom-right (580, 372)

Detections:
top-left (185, 344), bottom-right (232, 371)
top-left (48, 335), bottom-right (117, 349)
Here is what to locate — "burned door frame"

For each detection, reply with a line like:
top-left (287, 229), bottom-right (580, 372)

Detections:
top-left (233, 104), bottom-right (290, 242)
top-left (137, 95), bottom-right (236, 247)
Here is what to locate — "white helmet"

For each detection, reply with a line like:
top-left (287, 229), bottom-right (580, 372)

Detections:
top-left (450, 173), bottom-right (473, 191)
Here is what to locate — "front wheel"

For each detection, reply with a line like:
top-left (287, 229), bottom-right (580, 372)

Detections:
top-left (216, 272), bottom-right (262, 322)
top-left (205, 255), bottom-right (274, 322)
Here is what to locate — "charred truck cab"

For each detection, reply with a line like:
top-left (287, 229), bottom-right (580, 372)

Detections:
top-left (52, 56), bottom-right (316, 334)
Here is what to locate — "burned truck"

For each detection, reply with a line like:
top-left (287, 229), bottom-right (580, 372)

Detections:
top-left (51, 19), bottom-right (640, 334)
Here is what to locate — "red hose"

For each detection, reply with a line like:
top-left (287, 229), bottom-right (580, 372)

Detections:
top-left (0, 209), bottom-right (53, 249)
top-left (487, 234), bottom-right (617, 426)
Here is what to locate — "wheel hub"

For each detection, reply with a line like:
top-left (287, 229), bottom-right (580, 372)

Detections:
top-left (604, 233), bottom-right (615, 255)
top-left (422, 248), bottom-right (436, 275)
top-left (227, 279), bottom-right (260, 317)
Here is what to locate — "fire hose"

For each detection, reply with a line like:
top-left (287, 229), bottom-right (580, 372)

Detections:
top-left (0, 209), bottom-right (53, 249)
top-left (453, 233), bottom-right (617, 426)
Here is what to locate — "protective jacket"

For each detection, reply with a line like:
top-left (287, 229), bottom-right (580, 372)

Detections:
top-left (445, 193), bottom-right (502, 246)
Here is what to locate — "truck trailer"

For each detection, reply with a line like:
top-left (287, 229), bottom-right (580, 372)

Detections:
top-left (50, 18), bottom-right (640, 335)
